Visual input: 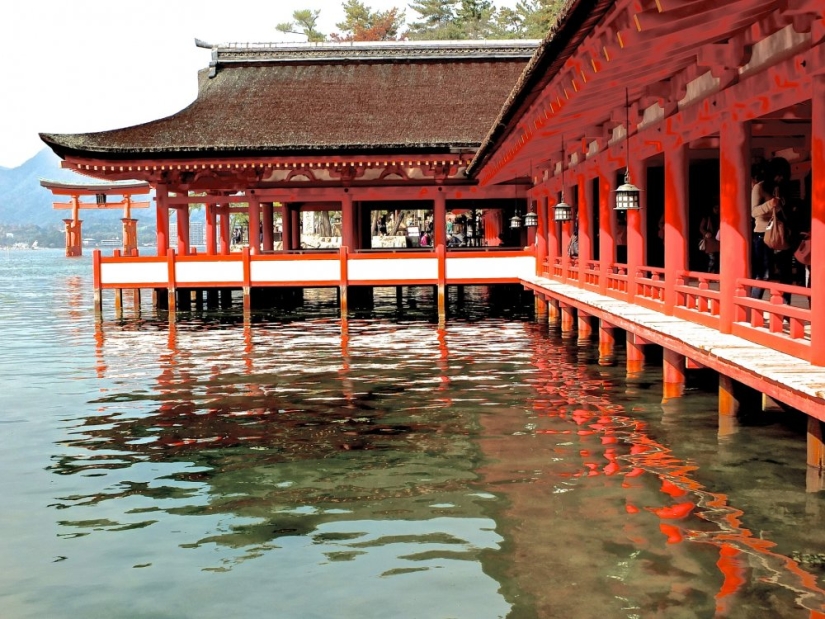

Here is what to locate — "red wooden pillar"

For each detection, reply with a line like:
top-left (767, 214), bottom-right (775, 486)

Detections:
top-left (598, 170), bottom-right (614, 294)
top-left (291, 206), bottom-right (301, 250)
top-left (719, 119), bottom-right (751, 333)
top-left (433, 189), bottom-right (446, 248)
top-left (627, 158), bottom-right (647, 301)
top-left (281, 203), bottom-right (292, 251)
top-left (205, 202), bottom-right (217, 255)
top-left (341, 192), bottom-right (355, 251)
top-left (219, 204), bottom-right (230, 255)
top-left (560, 184), bottom-right (572, 282)
top-left (547, 195), bottom-right (559, 272)
top-left (663, 142), bottom-right (688, 312)
top-left (536, 195), bottom-right (548, 275)
top-left (156, 185), bottom-right (169, 254)
top-left (578, 173), bottom-right (592, 286)
top-left (811, 74), bottom-right (825, 365)
top-left (262, 202), bottom-right (274, 252)
top-left (248, 194), bottom-right (261, 255)
top-left (176, 206), bottom-right (190, 256)
top-left (718, 375), bottom-right (740, 437)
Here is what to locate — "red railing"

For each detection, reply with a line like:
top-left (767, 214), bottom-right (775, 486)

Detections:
top-left (583, 259), bottom-right (601, 288)
top-left (606, 263), bottom-right (628, 295)
top-left (731, 278), bottom-right (811, 359)
top-left (633, 266), bottom-right (666, 308)
top-left (673, 270), bottom-right (721, 329)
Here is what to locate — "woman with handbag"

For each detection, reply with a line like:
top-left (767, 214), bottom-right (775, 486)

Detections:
top-left (750, 157), bottom-right (792, 300)
top-left (699, 204), bottom-right (720, 273)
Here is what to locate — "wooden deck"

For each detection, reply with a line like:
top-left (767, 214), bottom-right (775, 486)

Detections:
top-left (521, 274), bottom-right (825, 421)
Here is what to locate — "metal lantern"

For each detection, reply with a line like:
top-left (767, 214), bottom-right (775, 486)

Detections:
top-left (554, 199), bottom-right (572, 222)
top-left (523, 201), bottom-right (538, 227)
top-left (509, 212), bottom-right (523, 229)
top-left (613, 170), bottom-right (641, 211)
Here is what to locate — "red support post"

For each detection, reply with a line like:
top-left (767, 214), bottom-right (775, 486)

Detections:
top-left (281, 203), bottom-right (292, 252)
top-left (219, 204), bottom-right (230, 255)
top-left (262, 201), bottom-right (274, 252)
top-left (156, 185), bottom-right (169, 255)
top-left (536, 195), bottom-right (548, 276)
top-left (811, 74), bottom-right (825, 365)
top-left (627, 158), bottom-right (647, 301)
top-left (248, 194), bottom-right (261, 255)
top-left (433, 189), bottom-right (447, 249)
top-left (719, 119), bottom-right (751, 334)
top-left (578, 173), bottom-right (592, 286)
top-left (205, 203), bottom-right (217, 256)
top-left (547, 195), bottom-right (559, 272)
top-left (664, 142), bottom-right (688, 313)
top-left (598, 171), bottom-right (614, 294)
top-left (341, 192), bottom-right (355, 252)
top-left (176, 206), bottom-right (190, 256)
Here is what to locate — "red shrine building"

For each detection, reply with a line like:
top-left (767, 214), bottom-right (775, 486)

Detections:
top-left (41, 1), bottom-right (825, 479)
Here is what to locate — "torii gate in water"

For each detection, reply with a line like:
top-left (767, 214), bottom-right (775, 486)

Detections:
top-left (40, 180), bottom-right (151, 256)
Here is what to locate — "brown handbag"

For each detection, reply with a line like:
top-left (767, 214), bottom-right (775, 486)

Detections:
top-left (763, 211), bottom-right (790, 250)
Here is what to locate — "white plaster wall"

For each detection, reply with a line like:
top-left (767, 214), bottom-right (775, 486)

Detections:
top-left (251, 260), bottom-right (339, 283)
top-left (100, 261), bottom-right (168, 285)
top-left (176, 261), bottom-right (243, 284)
top-left (348, 258), bottom-right (438, 282)
top-left (446, 255), bottom-right (535, 280)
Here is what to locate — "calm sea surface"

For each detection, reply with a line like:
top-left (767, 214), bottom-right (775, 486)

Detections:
top-left (1, 248), bottom-right (824, 618)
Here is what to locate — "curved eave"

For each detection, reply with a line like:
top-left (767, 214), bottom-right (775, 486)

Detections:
top-left (39, 133), bottom-right (481, 162)
top-left (39, 178), bottom-right (150, 192)
top-left (467, 0), bottom-right (609, 181)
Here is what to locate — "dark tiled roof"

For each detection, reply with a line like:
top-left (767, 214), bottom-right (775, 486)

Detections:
top-left (41, 41), bottom-right (538, 160)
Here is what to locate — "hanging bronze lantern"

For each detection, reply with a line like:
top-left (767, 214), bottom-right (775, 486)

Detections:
top-left (524, 201), bottom-right (538, 227)
top-left (554, 198), bottom-right (572, 222)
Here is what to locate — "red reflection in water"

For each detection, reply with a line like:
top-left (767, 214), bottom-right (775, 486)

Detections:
top-left (522, 327), bottom-right (825, 615)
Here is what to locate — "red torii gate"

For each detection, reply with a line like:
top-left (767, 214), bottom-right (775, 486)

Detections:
top-left (40, 180), bottom-right (151, 256)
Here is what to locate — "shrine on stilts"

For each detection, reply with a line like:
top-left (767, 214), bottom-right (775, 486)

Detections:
top-left (40, 1), bottom-right (825, 485)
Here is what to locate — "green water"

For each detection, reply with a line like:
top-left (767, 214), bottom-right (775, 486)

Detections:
top-left (0, 249), bottom-right (823, 618)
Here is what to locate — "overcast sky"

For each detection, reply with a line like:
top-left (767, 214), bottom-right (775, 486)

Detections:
top-left (1, 0), bottom-right (519, 168)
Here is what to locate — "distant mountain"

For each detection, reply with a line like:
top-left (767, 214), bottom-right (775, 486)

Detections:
top-left (0, 149), bottom-right (151, 226)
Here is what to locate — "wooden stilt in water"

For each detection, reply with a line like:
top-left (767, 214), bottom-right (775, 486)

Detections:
top-left (577, 312), bottom-right (593, 344)
top-left (626, 333), bottom-right (645, 376)
top-left (662, 348), bottom-right (686, 401)
top-left (131, 289), bottom-right (141, 314)
top-left (598, 321), bottom-right (615, 366)
top-left (560, 304), bottom-right (575, 337)
top-left (718, 375), bottom-right (740, 437)
top-left (807, 417), bottom-right (825, 492)
top-left (535, 294), bottom-right (548, 321)
top-left (548, 297), bottom-right (560, 326)
top-left (114, 288), bottom-right (123, 318)
top-left (206, 289), bottom-right (219, 309)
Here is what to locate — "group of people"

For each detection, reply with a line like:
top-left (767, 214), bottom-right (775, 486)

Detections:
top-left (695, 156), bottom-right (811, 303)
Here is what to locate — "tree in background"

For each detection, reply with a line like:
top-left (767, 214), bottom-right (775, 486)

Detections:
top-left (276, 9), bottom-right (326, 42)
top-left (331, 0), bottom-right (406, 41)
top-left (276, 1), bottom-right (567, 43)
top-left (407, 0), bottom-right (460, 40)
top-left (455, 0), bottom-right (497, 40)
top-left (496, 0), bottom-right (565, 39)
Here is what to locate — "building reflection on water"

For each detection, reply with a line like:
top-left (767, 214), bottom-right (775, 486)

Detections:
top-left (47, 287), bottom-right (825, 618)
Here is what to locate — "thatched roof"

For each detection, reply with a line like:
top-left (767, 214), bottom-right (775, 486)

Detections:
top-left (41, 41), bottom-right (538, 161)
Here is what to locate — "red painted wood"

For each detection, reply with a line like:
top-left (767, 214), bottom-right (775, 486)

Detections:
top-left (205, 203), bottom-right (217, 255)
top-left (598, 171), bottom-right (614, 294)
top-left (156, 186), bottom-right (169, 254)
top-left (811, 74), bottom-right (825, 365)
top-left (281, 203), bottom-right (293, 252)
top-left (433, 190), bottom-right (446, 248)
top-left (578, 173), bottom-right (592, 287)
top-left (663, 142), bottom-right (688, 313)
top-left (535, 195), bottom-right (548, 275)
top-left (719, 119), bottom-right (751, 334)
top-left (176, 205), bottom-right (190, 256)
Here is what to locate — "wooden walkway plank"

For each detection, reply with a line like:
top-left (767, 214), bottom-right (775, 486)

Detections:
top-left (522, 275), bottom-right (825, 419)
